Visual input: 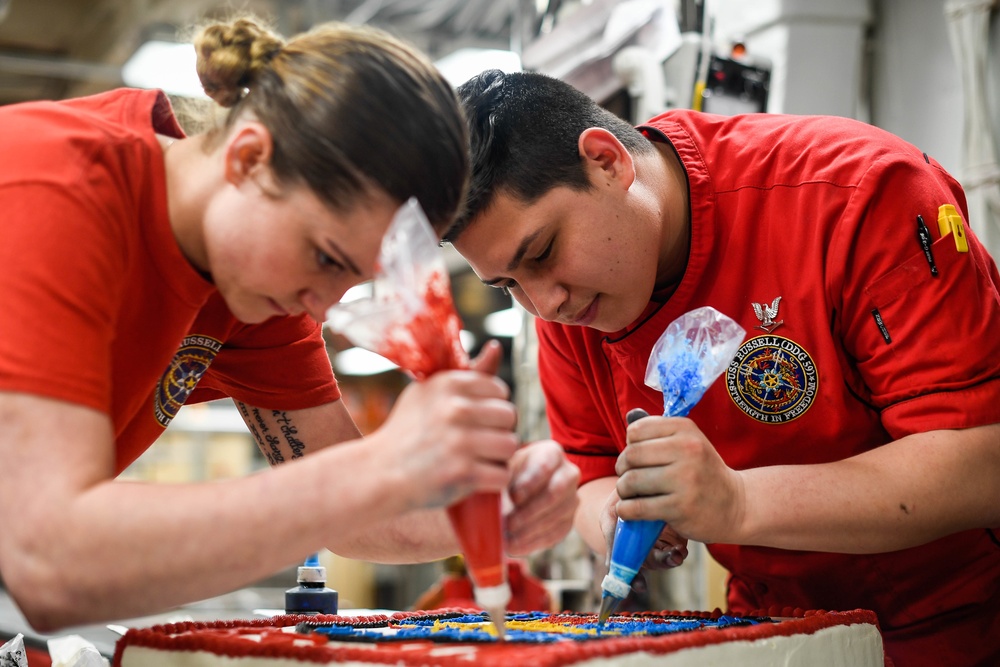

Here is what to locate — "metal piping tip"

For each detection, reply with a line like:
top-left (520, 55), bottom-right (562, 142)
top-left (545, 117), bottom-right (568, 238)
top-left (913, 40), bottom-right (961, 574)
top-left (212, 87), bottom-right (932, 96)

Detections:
top-left (597, 595), bottom-right (620, 627)
top-left (486, 606), bottom-right (506, 641)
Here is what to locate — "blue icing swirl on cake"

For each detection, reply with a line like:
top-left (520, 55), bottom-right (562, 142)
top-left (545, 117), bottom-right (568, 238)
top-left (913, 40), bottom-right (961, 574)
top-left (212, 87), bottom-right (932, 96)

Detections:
top-left (308, 611), bottom-right (763, 645)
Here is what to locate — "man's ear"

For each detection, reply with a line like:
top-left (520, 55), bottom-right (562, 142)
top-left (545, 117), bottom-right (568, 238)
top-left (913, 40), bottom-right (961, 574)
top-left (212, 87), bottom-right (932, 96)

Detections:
top-left (578, 127), bottom-right (636, 190)
top-left (223, 121), bottom-right (274, 187)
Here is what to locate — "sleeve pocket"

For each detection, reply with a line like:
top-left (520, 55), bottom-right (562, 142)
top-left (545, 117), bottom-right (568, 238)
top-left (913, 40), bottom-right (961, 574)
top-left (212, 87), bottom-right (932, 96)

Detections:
top-left (865, 234), bottom-right (962, 308)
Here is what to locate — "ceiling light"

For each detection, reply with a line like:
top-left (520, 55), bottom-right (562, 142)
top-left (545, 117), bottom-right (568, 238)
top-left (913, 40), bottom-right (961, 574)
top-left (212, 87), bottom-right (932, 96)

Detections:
top-left (434, 48), bottom-right (522, 87)
top-left (340, 282), bottom-right (373, 303)
top-left (460, 329), bottom-right (476, 352)
top-left (333, 347), bottom-right (398, 376)
top-left (483, 307), bottom-right (525, 338)
top-left (122, 40), bottom-right (207, 99)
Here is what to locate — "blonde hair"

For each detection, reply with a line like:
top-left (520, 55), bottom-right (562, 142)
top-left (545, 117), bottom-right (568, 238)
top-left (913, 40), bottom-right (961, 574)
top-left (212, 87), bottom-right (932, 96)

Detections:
top-left (191, 17), bottom-right (468, 231)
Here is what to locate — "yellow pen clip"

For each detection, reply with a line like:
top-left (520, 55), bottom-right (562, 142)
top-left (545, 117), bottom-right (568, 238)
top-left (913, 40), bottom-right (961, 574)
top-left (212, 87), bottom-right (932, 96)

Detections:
top-left (937, 204), bottom-right (969, 253)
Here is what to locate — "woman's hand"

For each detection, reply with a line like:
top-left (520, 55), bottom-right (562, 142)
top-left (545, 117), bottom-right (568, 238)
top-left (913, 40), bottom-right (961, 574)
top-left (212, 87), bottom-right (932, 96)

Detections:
top-left (371, 368), bottom-right (518, 511)
top-left (469, 340), bottom-right (582, 555)
top-left (505, 440), bottom-right (580, 556)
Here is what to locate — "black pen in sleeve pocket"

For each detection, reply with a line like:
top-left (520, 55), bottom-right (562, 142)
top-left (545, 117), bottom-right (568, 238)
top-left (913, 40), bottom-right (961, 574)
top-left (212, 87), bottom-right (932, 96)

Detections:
top-left (916, 214), bottom-right (938, 277)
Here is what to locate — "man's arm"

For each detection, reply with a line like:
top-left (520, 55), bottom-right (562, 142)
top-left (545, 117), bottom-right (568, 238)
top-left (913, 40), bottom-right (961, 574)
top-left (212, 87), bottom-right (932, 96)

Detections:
top-left (616, 419), bottom-right (1000, 553)
top-left (574, 477), bottom-right (618, 557)
top-left (737, 423), bottom-right (1000, 552)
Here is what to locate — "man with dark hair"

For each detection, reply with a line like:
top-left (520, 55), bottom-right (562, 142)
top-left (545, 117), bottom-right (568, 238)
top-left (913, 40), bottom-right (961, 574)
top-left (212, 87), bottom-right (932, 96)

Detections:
top-left (446, 69), bottom-right (1000, 666)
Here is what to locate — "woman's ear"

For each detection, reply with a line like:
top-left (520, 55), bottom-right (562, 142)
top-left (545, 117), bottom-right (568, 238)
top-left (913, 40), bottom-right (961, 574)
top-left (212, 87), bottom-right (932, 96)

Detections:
top-left (223, 121), bottom-right (274, 187)
top-left (578, 127), bottom-right (636, 190)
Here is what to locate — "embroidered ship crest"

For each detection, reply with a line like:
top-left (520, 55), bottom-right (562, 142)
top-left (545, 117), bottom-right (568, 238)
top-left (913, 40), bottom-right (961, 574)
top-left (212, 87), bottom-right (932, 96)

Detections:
top-left (726, 335), bottom-right (818, 424)
top-left (751, 297), bottom-right (784, 333)
top-left (154, 335), bottom-right (222, 427)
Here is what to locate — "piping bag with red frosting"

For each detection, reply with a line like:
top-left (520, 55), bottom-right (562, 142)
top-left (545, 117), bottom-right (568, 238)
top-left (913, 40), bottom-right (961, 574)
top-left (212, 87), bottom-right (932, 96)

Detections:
top-left (326, 198), bottom-right (510, 638)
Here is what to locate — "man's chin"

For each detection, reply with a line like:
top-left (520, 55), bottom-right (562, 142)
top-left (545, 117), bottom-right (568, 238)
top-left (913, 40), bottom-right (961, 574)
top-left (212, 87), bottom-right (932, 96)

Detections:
top-left (590, 311), bottom-right (641, 334)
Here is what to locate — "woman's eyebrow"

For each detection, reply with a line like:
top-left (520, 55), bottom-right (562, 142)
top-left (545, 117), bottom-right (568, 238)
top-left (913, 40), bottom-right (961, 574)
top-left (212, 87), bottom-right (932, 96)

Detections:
top-left (324, 239), bottom-right (361, 275)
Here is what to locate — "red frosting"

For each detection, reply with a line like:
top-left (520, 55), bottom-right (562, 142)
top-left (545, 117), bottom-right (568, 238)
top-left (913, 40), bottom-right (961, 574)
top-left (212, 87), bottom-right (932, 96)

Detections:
top-left (375, 270), bottom-right (468, 380)
top-left (112, 609), bottom-right (885, 667)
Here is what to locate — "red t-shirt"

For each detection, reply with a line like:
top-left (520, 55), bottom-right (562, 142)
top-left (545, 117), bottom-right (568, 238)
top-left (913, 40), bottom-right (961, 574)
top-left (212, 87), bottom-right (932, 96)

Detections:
top-left (0, 89), bottom-right (340, 474)
top-left (537, 111), bottom-right (1000, 664)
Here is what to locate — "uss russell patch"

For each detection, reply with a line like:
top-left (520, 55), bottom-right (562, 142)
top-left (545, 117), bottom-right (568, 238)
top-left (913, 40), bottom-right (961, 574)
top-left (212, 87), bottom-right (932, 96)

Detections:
top-left (726, 335), bottom-right (818, 423)
top-left (155, 334), bottom-right (222, 427)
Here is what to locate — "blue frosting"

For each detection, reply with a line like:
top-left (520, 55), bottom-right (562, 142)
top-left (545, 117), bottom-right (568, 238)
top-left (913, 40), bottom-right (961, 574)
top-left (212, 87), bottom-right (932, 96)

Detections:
top-left (657, 345), bottom-right (708, 418)
top-left (310, 612), bottom-right (762, 644)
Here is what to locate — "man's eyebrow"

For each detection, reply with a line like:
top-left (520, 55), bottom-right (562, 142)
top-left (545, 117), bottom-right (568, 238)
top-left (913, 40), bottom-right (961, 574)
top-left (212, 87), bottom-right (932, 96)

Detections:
top-left (481, 229), bottom-right (543, 286)
top-left (324, 239), bottom-right (361, 275)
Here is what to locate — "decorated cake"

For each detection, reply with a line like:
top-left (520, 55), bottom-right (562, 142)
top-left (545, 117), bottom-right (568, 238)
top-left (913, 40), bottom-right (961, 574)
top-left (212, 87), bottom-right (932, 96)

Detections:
top-left (113, 608), bottom-right (885, 667)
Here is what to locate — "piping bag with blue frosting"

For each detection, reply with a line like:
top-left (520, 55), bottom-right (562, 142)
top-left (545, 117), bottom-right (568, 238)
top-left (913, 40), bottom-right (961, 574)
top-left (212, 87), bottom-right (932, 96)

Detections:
top-left (598, 306), bottom-right (745, 625)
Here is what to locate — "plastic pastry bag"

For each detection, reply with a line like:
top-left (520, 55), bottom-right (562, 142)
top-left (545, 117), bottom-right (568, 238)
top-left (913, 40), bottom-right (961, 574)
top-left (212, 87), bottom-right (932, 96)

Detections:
top-left (324, 197), bottom-right (510, 632)
top-left (599, 306), bottom-right (746, 620)
top-left (644, 306), bottom-right (745, 417)
top-left (0, 634), bottom-right (27, 667)
top-left (325, 197), bottom-right (468, 377)
top-left (47, 636), bottom-right (109, 667)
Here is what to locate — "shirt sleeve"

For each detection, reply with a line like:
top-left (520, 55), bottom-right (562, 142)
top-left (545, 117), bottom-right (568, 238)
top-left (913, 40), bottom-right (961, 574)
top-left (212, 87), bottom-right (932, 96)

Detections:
top-left (193, 312), bottom-right (341, 411)
top-left (831, 153), bottom-right (1000, 438)
top-left (0, 181), bottom-right (124, 413)
top-left (536, 319), bottom-right (620, 486)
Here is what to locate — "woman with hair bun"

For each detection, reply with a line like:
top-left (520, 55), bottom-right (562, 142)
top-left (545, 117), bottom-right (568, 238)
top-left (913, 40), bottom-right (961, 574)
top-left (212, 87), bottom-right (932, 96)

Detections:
top-left (0, 17), bottom-right (579, 632)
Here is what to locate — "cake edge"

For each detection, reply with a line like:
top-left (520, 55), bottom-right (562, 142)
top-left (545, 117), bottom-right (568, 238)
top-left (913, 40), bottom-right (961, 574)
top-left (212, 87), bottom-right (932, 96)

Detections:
top-left (112, 608), bottom-right (884, 667)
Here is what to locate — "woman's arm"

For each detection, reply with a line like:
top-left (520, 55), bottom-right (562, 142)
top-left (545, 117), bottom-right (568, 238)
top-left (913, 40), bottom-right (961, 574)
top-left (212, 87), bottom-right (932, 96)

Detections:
top-left (234, 396), bottom-right (460, 561)
top-left (0, 368), bottom-right (516, 631)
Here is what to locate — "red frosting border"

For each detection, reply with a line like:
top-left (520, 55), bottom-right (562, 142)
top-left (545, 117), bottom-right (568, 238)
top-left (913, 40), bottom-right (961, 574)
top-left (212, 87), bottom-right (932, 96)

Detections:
top-left (112, 608), bottom-right (884, 667)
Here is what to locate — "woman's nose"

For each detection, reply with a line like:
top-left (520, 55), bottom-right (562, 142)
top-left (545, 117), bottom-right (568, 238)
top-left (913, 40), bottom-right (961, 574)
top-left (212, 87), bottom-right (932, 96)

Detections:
top-left (301, 286), bottom-right (349, 323)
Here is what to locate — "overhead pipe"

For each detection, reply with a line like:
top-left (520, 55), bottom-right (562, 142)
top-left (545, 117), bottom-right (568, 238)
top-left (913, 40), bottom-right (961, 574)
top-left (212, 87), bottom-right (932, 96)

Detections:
top-left (0, 51), bottom-right (123, 85)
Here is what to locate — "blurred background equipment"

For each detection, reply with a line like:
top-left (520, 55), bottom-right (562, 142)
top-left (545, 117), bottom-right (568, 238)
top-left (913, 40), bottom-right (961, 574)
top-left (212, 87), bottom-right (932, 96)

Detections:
top-left (697, 48), bottom-right (770, 115)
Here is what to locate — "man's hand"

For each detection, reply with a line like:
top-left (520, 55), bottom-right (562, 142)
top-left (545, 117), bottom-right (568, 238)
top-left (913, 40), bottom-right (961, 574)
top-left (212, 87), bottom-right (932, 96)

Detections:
top-left (599, 487), bottom-right (689, 570)
top-left (615, 416), bottom-right (746, 545)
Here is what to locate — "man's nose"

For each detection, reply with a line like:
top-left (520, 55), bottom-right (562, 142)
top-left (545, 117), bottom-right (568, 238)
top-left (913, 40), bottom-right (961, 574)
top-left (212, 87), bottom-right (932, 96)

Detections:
top-left (518, 278), bottom-right (565, 322)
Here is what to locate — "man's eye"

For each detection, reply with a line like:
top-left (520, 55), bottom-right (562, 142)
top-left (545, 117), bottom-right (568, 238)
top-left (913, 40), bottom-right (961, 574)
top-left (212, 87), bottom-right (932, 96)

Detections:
top-left (493, 280), bottom-right (518, 296)
top-left (534, 241), bottom-right (553, 262)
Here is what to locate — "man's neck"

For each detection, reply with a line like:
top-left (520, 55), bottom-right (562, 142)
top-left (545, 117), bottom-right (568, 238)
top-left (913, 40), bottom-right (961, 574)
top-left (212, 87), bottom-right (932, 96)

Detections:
top-left (649, 140), bottom-right (691, 290)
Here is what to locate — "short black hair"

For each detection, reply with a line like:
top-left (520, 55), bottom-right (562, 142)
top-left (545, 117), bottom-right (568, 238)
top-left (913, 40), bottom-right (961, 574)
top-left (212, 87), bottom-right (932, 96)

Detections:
top-left (445, 69), bottom-right (652, 241)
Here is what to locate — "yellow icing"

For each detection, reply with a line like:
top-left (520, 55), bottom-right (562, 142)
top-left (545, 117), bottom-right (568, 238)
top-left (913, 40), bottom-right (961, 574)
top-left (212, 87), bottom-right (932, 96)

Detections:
top-left (405, 619), bottom-right (637, 638)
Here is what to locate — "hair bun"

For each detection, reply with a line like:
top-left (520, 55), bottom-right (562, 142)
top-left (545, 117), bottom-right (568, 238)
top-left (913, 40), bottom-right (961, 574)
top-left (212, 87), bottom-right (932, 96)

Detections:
top-left (194, 18), bottom-right (285, 107)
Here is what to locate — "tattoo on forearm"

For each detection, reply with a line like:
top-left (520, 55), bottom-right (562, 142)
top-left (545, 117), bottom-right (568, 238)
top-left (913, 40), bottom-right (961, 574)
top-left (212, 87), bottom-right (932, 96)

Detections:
top-left (273, 410), bottom-right (306, 459)
top-left (237, 401), bottom-right (284, 465)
